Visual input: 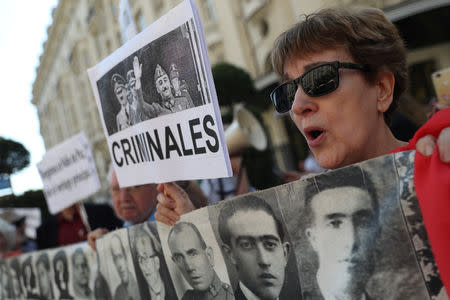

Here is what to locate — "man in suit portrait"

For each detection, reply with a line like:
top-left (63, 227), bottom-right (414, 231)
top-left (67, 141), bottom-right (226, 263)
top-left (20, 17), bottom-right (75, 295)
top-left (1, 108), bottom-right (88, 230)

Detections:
top-left (110, 234), bottom-right (140, 300)
top-left (36, 252), bottom-right (55, 300)
top-left (218, 195), bottom-right (290, 300)
top-left (54, 250), bottom-right (73, 300)
top-left (9, 258), bottom-right (24, 299)
top-left (72, 248), bottom-right (92, 300)
top-left (111, 73), bottom-right (132, 132)
top-left (304, 170), bottom-right (380, 300)
top-left (168, 222), bottom-right (233, 300)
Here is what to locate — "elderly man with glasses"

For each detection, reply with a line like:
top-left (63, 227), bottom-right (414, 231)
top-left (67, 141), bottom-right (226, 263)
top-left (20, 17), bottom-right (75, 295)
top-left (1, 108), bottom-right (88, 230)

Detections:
top-left (88, 165), bottom-right (208, 251)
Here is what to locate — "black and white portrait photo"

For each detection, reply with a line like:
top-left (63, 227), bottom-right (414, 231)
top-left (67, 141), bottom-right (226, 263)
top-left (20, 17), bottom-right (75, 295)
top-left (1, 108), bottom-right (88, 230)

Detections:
top-left (8, 257), bottom-right (24, 299)
top-left (97, 228), bottom-right (141, 300)
top-left (128, 222), bottom-right (177, 300)
top-left (0, 259), bottom-right (13, 299)
top-left (213, 192), bottom-right (302, 300)
top-left (96, 19), bottom-right (208, 136)
top-left (70, 247), bottom-right (92, 299)
top-left (21, 254), bottom-right (39, 299)
top-left (281, 157), bottom-right (432, 300)
top-left (35, 252), bottom-right (55, 299)
top-left (53, 250), bottom-right (74, 300)
top-left (159, 207), bottom-right (232, 300)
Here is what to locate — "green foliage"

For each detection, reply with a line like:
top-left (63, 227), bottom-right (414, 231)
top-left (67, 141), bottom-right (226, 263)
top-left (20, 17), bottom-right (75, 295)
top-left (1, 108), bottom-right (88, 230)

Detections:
top-left (0, 137), bottom-right (30, 178)
top-left (212, 62), bottom-right (256, 107)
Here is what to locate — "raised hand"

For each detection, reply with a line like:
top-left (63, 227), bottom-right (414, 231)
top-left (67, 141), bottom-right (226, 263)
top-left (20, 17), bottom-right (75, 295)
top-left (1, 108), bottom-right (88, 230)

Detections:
top-left (133, 56), bottom-right (142, 89)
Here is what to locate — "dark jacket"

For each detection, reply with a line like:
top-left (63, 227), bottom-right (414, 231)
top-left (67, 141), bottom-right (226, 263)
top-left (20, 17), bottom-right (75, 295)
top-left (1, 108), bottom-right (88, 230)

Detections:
top-left (37, 203), bottom-right (122, 250)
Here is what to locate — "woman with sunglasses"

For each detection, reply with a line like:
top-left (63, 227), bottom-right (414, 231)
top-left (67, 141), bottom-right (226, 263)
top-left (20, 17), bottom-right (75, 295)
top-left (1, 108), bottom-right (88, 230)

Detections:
top-left (270, 7), bottom-right (449, 293)
top-left (155, 5), bottom-right (449, 289)
top-left (270, 7), bottom-right (449, 170)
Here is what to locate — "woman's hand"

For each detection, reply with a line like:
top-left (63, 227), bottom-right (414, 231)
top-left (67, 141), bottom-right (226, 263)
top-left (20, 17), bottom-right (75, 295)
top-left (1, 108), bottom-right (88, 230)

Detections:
top-left (417, 127), bottom-right (450, 162)
top-left (155, 182), bottom-right (196, 226)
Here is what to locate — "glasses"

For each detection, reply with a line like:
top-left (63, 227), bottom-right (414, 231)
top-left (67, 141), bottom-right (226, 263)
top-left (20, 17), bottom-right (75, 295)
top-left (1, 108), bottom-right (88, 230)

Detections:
top-left (111, 185), bottom-right (146, 196)
top-left (138, 253), bottom-right (158, 266)
top-left (270, 61), bottom-right (370, 113)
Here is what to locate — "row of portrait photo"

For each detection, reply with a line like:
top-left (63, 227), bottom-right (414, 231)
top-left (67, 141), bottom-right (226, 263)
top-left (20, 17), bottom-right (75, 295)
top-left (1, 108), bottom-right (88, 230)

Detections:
top-left (0, 241), bottom-right (98, 300)
top-left (0, 151), bottom-right (445, 300)
top-left (95, 151), bottom-right (444, 300)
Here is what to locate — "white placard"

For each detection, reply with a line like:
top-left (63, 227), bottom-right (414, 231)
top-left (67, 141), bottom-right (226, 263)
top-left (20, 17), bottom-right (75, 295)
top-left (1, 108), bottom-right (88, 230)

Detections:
top-left (37, 132), bottom-right (101, 214)
top-left (88, 0), bottom-right (231, 187)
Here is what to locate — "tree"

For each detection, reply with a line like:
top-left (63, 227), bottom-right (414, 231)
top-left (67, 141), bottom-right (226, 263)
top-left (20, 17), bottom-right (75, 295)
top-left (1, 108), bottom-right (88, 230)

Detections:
top-left (212, 62), bottom-right (256, 107)
top-left (211, 63), bottom-right (281, 189)
top-left (0, 137), bottom-right (30, 178)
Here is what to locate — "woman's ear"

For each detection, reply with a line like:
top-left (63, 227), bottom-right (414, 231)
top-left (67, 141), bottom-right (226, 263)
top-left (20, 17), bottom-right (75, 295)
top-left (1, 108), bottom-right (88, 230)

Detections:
top-left (375, 70), bottom-right (395, 113)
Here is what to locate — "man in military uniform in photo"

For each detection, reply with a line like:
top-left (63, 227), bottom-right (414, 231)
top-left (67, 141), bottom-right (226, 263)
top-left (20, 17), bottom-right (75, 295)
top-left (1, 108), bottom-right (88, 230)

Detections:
top-left (169, 63), bottom-right (194, 107)
top-left (127, 56), bottom-right (170, 123)
top-left (168, 222), bottom-right (234, 300)
top-left (154, 64), bottom-right (193, 113)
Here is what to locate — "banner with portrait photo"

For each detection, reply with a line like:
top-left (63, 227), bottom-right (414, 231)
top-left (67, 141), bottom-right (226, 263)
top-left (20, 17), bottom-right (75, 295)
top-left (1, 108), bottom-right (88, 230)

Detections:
top-left (88, 0), bottom-right (231, 187)
top-left (3, 151), bottom-right (447, 300)
top-left (96, 151), bottom-right (444, 300)
top-left (1, 242), bottom-right (99, 300)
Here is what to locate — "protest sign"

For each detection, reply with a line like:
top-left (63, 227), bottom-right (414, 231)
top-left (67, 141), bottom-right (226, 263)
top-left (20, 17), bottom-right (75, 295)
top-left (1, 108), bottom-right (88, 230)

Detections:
top-left (88, 0), bottom-right (231, 187)
top-left (6, 152), bottom-right (447, 299)
top-left (37, 132), bottom-right (100, 214)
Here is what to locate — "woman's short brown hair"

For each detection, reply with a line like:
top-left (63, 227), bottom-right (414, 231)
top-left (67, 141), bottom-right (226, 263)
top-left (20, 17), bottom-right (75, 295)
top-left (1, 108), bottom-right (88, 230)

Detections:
top-left (271, 8), bottom-right (407, 124)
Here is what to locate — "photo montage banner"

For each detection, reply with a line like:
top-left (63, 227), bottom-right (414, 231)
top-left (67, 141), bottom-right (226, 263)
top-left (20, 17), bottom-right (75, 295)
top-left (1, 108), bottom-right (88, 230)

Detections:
top-left (88, 0), bottom-right (231, 187)
top-left (1, 151), bottom-right (447, 300)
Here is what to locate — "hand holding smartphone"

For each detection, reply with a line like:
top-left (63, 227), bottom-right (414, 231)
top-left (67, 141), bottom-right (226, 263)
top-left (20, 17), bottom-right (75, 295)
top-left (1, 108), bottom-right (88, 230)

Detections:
top-left (432, 67), bottom-right (450, 107)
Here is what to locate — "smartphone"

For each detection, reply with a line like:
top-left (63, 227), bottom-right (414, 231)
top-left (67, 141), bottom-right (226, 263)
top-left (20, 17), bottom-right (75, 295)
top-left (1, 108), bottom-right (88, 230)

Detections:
top-left (431, 67), bottom-right (450, 106)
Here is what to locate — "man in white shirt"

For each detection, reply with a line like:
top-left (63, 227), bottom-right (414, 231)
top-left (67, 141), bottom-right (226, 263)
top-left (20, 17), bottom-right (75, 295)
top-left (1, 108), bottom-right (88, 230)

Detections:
top-left (218, 195), bottom-right (290, 300)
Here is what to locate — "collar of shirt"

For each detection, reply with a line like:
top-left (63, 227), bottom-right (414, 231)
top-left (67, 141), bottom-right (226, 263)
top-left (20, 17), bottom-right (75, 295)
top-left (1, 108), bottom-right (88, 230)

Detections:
top-left (122, 210), bottom-right (156, 228)
top-left (239, 281), bottom-right (278, 300)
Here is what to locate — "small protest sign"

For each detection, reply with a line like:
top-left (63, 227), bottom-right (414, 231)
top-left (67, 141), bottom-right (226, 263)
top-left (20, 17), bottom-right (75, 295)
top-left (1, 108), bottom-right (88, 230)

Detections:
top-left (37, 132), bottom-right (100, 214)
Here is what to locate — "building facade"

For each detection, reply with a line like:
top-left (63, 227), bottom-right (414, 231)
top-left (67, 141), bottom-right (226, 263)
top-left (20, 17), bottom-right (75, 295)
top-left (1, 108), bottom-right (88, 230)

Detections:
top-left (32, 0), bottom-right (450, 201)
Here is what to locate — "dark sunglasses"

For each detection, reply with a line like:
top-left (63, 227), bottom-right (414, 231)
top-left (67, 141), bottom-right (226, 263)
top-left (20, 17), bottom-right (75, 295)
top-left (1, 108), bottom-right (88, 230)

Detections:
top-left (270, 61), bottom-right (370, 113)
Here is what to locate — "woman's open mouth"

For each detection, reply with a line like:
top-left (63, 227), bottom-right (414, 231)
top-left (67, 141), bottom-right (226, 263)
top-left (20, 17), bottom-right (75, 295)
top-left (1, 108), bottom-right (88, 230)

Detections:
top-left (304, 127), bottom-right (325, 147)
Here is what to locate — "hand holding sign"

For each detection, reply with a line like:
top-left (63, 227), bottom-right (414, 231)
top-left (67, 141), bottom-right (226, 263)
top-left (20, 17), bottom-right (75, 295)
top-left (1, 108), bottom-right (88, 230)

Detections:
top-left (155, 182), bottom-right (195, 226)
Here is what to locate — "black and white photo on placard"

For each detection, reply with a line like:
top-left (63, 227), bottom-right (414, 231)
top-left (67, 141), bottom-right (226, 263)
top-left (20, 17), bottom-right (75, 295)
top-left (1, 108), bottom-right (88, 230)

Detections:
top-left (279, 153), bottom-right (437, 300)
top-left (69, 246), bottom-right (93, 300)
top-left (21, 253), bottom-right (39, 299)
top-left (52, 249), bottom-right (74, 300)
top-left (158, 207), bottom-right (233, 300)
top-left (8, 257), bottom-right (23, 299)
top-left (128, 221), bottom-right (177, 300)
top-left (0, 258), bottom-right (13, 299)
top-left (96, 19), bottom-right (208, 136)
top-left (210, 190), bottom-right (302, 300)
top-left (35, 251), bottom-right (55, 299)
top-left (97, 227), bottom-right (141, 300)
